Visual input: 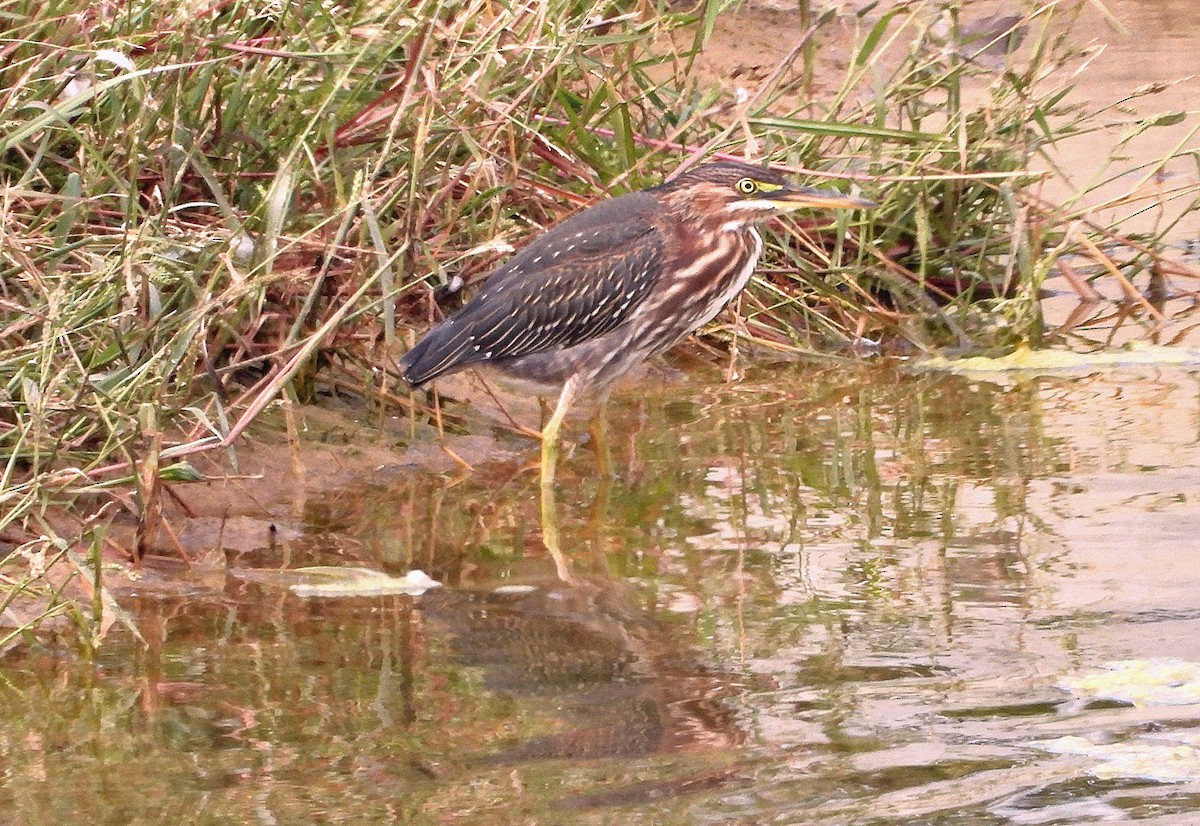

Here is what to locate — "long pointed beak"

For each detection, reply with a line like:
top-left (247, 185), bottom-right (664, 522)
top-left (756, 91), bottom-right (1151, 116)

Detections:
top-left (773, 186), bottom-right (876, 211)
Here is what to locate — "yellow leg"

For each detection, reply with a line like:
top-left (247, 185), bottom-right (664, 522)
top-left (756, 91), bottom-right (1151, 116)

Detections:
top-left (539, 379), bottom-right (578, 583)
top-left (540, 378), bottom-right (577, 490)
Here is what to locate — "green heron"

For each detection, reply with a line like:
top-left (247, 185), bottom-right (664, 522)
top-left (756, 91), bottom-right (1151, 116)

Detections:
top-left (401, 161), bottom-right (874, 486)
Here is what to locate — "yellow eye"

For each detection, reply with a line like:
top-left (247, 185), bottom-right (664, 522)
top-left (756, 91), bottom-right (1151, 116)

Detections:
top-left (736, 178), bottom-right (758, 195)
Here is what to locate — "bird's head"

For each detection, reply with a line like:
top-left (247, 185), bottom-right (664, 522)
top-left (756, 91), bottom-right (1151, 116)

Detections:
top-left (652, 161), bottom-right (875, 231)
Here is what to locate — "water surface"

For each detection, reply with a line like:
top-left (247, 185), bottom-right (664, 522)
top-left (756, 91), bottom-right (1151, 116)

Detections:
top-left (7, 359), bottom-right (1200, 823)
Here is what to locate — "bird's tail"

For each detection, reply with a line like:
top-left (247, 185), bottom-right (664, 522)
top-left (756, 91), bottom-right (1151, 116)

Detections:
top-left (399, 320), bottom-right (475, 388)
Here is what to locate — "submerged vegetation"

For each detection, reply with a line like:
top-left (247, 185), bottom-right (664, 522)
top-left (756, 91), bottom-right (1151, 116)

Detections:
top-left (1, 0), bottom-right (1197, 645)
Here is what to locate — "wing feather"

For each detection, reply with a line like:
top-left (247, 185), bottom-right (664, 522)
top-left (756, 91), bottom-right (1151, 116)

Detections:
top-left (401, 219), bottom-right (663, 387)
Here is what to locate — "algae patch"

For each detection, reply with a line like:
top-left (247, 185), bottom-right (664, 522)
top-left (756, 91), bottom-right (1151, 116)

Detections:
top-left (917, 343), bottom-right (1200, 380)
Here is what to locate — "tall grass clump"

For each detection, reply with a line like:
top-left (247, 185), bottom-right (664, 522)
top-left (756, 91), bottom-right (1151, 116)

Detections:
top-left (727, 1), bottom-right (1199, 354)
top-left (1, 0), bottom-right (1196, 645)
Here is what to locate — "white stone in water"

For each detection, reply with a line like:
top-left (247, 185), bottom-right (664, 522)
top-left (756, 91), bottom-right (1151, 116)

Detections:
top-left (288, 567), bottom-right (441, 598)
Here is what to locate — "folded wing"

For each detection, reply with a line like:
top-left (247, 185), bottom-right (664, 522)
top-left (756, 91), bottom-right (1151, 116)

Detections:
top-left (401, 218), bottom-right (664, 387)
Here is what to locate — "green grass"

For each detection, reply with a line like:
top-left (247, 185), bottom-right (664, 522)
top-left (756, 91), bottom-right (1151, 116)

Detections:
top-left (1, 0), bottom-right (1196, 646)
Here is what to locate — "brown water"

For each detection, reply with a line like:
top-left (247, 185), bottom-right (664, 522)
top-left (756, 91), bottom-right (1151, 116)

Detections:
top-left (8, 361), bottom-right (1200, 823)
top-left (5, 2), bottom-right (1200, 824)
